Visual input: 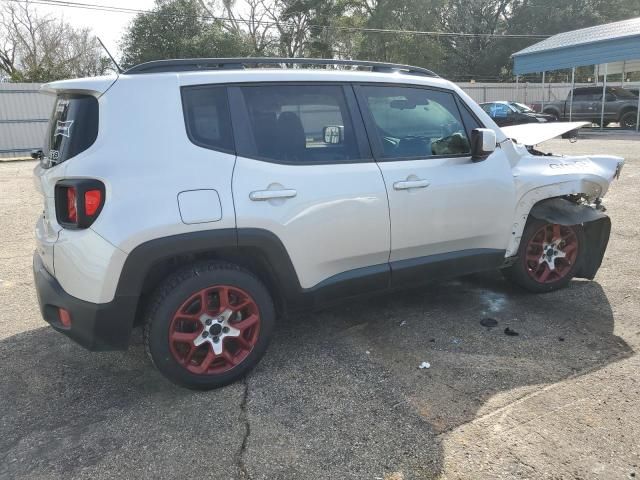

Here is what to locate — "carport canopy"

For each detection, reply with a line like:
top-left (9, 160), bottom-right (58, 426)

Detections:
top-left (512, 17), bottom-right (640, 75)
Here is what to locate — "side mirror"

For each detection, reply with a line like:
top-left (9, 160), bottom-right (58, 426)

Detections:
top-left (323, 125), bottom-right (343, 144)
top-left (470, 128), bottom-right (496, 162)
top-left (31, 149), bottom-right (43, 160)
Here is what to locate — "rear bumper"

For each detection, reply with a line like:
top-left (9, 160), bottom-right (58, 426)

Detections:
top-left (33, 251), bottom-right (137, 351)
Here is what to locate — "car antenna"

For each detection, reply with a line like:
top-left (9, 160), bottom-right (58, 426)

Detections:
top-left (97, 37), bottom-right (122, 75)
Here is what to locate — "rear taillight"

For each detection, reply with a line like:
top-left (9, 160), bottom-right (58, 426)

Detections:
top-left (55, 180), bottom-right (105, 229)
top-left (66, 187), bottom-right (78, 223)
top-left (84, 189), bottom-right (102, 216)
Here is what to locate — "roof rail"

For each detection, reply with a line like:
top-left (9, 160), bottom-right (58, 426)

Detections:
top-left (123, 57), bottom-right (438, 77)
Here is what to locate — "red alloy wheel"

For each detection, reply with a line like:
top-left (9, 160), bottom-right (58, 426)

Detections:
top-left (524, 223), bottom-right (579, 284)
top-left (168, 285), bottom-right (261, 375)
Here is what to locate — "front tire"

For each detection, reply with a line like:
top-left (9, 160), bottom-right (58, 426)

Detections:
top-left (144, 262), bottom-right (275, 390)
top-left (503, 219), bottom-right (584, 293)
top-left (620, 110), bottom-right (637, 130)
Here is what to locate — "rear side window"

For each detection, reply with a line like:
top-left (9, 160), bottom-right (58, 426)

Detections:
top-left (182, 86), bottom-right (234, 152)
top-left (44, 94), bottom-right (98, 168)
top-left (239, 85), bottom-right (360, 164)
top-left (359, 86), bottom-right (471, 159)
top-left (573, 89), bottom-right (597, 101)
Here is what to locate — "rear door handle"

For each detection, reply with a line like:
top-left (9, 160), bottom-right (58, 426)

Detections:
top-left (393, 179), bottom-right (430, 190)
top-left (249, 189), bottom-right (297, 201)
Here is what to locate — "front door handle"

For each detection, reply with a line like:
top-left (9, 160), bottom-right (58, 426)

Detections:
top-left (393, 179), bottom-right (430, 190)
top-left (249, 189), bottom-right (297, 201)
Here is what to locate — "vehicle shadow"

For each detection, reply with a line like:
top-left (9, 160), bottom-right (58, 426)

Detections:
top-left (0, 272), bottom-right (631, 479)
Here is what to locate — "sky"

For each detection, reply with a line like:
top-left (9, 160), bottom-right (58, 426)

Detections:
top-left (34, 0), bottom-right (157, 55)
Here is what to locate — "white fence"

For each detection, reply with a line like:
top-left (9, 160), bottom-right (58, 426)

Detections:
top-left (458, 82), bottom-right (640, 105)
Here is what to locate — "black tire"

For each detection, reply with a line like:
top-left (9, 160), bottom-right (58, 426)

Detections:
top-left (144, 261), bottom-right (275, 390)
top-left (502, 218), bottom-right (585, 293)
top-left (543, 110), bottom-right (560, 122)
top-left (620, 110), bottom-right (637, 130)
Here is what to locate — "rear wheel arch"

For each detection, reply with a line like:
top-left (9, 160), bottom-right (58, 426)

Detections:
top-left (117, 229), bottom-right (301, 327)
top-left (618, 108), bottom-right (638, 128)
top-left (618, 106), bottom-right (637, 120)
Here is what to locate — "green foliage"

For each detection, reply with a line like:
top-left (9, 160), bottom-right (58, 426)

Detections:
top-left (119, 0), bottom-right (640, 79)
top-left (352, 0), bottom-right (446, 69)
top-left (120, 0), bottom-right (250, 68)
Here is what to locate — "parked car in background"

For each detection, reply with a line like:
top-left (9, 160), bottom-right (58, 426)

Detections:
top-left (480, 101), bottom-right (556, 126)
top-left (623, 87), bottom-right (638, 97)
top-left (530, 87), bottom-right (638, 128)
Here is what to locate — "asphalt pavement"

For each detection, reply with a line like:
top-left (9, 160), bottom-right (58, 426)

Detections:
top-left (1, 137), bottom-right (638, 479)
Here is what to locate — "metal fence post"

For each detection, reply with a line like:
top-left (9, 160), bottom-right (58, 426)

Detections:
top-left (569, 67), bottom-right (575, 122)
top-left (541, 71), bottom-right (545, 112)
top-left (600, 63), bottom-right (607, 131)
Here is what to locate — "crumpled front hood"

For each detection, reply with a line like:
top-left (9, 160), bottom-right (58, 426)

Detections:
top-left (512, 152), bottom-right (624, 200)
top-left (501, 121), bottom-right (590, 146)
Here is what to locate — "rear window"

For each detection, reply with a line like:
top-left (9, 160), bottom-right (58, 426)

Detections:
top-left (239, 85), bottom-right (360, 164)
top-left (181, 86), bottom-right (234, 153)
top-left (44, 94), bottom-right (98, 168)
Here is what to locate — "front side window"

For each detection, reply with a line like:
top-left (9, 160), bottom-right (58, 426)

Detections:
top-left (44, 94), bottom-right (98, 168)
top-left (182, 86), bottom-right (234, 152)
top-left (240, 85), bottom-right (360, 164)
top-left (360, 86), bottom-right (471, 159)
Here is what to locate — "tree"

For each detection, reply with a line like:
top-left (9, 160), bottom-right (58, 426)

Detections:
top-left (198, 0), bottom-right (280, 56)
top-left (0, 1), bottom-right (109, 82)
top-left (120, 0), bottom-right (251, 68)
top-left (353, 0), bottom-right (445, 69)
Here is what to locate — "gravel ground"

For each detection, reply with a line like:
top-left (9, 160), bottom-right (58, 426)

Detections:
top-left (0, 137), bottom-right (638, 479)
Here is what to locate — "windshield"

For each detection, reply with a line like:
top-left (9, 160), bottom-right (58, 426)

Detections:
top-left (511, 102), bottom-right (533, 113)
top-left (43, 94), bottom-right (98, 168)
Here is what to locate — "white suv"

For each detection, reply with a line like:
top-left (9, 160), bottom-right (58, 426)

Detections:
top-left (32, 58), bottom-right (623, 389)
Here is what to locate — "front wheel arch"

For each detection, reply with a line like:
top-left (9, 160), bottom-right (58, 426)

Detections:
top-left (619, 109), bottom-right (638, 129)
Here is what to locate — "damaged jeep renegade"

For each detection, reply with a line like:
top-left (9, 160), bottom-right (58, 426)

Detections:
top-left (32, 58), bottom-right (624, 389)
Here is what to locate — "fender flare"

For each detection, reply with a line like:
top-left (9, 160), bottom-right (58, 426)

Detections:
top-left (83, 228), bottom-right (304, 350)
top-left (528, 198), bottom-right (611, 279)
top-left (618, 106), bottom-right (637, 122)
top-left (115, 228), bottom-right (303, 300)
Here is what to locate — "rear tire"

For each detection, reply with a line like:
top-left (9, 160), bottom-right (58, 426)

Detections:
top-left (503, 218), bottom-right (584, 293)
top-left (620, 110), bottom-right (637, 130)
top-left (144, 262), bottom-right (275, 390)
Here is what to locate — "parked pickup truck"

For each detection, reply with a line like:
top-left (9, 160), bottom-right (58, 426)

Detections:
top-left (530, 86), bottom-right (638, 129)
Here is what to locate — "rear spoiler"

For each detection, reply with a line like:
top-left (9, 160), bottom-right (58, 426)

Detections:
top-left (41, 75), bottom-right (118, 97)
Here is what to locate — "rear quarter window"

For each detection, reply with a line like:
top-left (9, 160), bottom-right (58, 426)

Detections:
top-left (45, 94), bottom-right (98, 167)
top-left (181, 86), bottom-right (234, 153)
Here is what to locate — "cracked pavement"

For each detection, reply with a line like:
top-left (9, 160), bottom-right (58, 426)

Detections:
top-left (1, 137), bottom-right (639, 479)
